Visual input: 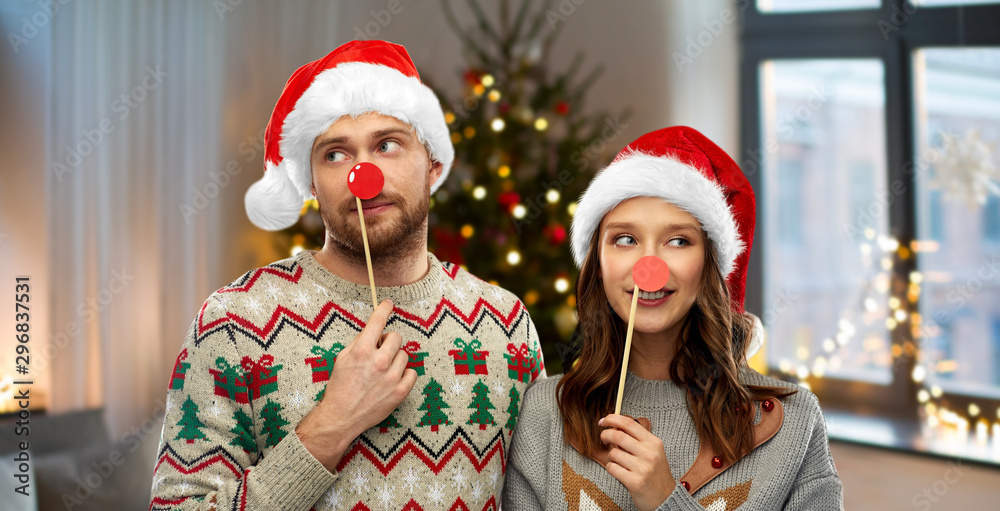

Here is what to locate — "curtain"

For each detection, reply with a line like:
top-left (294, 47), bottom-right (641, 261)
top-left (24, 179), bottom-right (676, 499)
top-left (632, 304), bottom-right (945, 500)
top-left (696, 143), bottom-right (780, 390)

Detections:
top-left (43, 0), bottom-right (340, 442)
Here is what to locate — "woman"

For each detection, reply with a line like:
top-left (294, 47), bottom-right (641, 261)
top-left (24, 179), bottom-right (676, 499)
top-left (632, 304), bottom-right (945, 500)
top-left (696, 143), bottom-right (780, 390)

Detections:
top-left (503, 127), bottom-right (843, 510)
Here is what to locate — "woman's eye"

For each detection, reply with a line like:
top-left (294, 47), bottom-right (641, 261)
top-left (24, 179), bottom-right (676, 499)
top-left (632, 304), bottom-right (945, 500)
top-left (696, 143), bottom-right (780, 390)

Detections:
top-left (379, 140), bottom-right (401, 153)
top-left (667, 238), bottom-right (690, 247)
top-left (614, 235), bottom-right (637, 246)
top-left (326, 151), bottom-right (347, 162)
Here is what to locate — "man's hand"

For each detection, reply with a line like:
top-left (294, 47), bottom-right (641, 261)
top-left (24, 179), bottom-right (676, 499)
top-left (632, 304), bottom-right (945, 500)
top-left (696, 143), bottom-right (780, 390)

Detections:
top-left (599, 414), bottom-right (676, 511)
top-left (296, 300), bottom-right (418, 471)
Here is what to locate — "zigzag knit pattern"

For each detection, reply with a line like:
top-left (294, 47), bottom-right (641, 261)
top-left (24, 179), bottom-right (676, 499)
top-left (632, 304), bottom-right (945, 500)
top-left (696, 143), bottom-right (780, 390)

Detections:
top-left (150, 251), bottom-right (544, 511)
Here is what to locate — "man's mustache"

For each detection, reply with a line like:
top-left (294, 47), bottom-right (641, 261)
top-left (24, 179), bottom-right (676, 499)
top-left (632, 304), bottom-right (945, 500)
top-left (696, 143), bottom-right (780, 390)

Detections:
top-left (335, 191), bottom-right (405, 216)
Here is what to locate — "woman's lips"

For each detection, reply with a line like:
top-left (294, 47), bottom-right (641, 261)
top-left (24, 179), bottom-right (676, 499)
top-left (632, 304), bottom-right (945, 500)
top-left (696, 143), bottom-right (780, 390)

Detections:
top-left (628, 288), bottom-right (675, 307)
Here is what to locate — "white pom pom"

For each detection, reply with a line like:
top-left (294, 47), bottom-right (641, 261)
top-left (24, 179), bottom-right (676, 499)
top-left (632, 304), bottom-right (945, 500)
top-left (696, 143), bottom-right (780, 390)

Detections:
top-left (244, 162), bottom-right (304, 231)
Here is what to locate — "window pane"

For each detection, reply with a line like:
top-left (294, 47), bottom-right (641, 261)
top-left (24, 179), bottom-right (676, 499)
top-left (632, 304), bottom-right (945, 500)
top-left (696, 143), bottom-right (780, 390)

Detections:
top-left (757, 0), bottom-right (878, 12)
top-left (914, 0), bottom-right (1000, 6)
top-left (760, 59), bottom-right (892, 384)
top-left (914, 48), bottom-right (1000, 399)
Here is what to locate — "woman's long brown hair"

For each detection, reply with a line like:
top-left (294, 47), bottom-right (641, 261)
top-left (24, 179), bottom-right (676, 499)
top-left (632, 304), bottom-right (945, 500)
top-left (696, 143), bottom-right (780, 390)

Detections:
top-left (557, 230), bottom-right (795, 463)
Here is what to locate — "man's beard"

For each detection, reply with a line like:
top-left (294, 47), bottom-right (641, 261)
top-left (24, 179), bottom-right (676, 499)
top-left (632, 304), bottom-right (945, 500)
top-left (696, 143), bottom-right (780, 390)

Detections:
top-left (321, 189), bottom-right (429, 268)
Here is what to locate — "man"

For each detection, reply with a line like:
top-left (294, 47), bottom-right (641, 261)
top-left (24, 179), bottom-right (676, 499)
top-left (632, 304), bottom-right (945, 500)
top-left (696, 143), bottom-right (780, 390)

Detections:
top-left (150, 40), bottom-right (545, 510)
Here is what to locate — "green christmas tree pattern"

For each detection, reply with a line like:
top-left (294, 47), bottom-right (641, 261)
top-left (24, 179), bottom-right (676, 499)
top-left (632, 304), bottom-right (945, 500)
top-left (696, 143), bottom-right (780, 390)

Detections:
top-left (505, 386), bottom-right (520, 435)
top-left (417, 378), bottom-right (451, 432)
top-left (467, 379), bottom-right (496, 430)
top-left (229, 408), bottom-right (256, 453)
top-left (376, 411), bottom-right (402, 433)
top-left (174, 396), bottom-right (209, 444)
top-left (259, 399), bottom-right (289, 448)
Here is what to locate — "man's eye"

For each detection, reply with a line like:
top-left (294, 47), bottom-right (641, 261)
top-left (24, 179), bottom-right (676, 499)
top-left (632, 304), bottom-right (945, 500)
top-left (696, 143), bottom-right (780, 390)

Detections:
top-left (379, 140), bottom-right (401, 153)
top-left (326, 151), bottom-right (347, 162)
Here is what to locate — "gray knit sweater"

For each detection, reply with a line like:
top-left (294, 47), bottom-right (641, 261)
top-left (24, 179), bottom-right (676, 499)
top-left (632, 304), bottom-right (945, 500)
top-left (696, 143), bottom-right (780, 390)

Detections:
top-left (502, 370), bottom-right (843, 510)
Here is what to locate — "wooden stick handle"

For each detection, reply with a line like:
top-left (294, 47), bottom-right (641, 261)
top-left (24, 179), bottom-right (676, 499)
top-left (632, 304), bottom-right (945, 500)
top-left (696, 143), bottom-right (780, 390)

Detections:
top-left (357, 197), bottom-right (377, 310)
top-left (614, 284), bottom-right (639, 415)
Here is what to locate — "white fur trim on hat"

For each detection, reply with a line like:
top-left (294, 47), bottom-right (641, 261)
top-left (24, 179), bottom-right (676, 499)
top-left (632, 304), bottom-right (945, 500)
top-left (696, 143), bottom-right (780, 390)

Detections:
top-left (282, 62), bottom-right (453, 198)
top-left (569, 151), bottom-right (744, 277)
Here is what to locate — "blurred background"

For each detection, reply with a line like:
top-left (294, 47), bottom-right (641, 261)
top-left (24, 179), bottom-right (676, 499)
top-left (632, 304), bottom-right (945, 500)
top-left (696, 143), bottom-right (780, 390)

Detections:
top-left (1, 0), bottom-right (999, 509)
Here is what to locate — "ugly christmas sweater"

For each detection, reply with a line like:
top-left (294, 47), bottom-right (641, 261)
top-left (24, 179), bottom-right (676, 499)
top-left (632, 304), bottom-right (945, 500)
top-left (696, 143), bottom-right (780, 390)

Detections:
top-left (150, 251), bottom-right (545, 511)
top-left (502, 370), bottom-right (843, 511)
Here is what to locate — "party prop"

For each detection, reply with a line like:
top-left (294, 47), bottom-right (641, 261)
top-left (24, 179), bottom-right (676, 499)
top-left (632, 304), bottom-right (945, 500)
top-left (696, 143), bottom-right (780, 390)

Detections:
top-left (348, 162), bottom-right (385, 309)
top-left (614, 256), bottom-right (670, 415)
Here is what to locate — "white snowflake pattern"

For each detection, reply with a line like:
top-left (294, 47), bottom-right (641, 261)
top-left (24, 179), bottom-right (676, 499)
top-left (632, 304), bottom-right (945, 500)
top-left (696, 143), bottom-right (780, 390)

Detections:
top-left (401, 466), bottom-right (420, 494)
top-left (427, 482), bottom-right (447, 507)
top-left (376, 482), bottom-right (394, 509)
top-left (349, 469), bottom-right (369, 494)
top-left (489, 468), bottom-right (500, 491)
top-left (322, 486), bottom-right (342, 510)
top-left (207, 399), bottom-right (224, 419)
top-left (352, 301), bottom-right (370, 313)
top-left (294, 289), bottom-right (313, 309)
top-left (928, 128), bottom-right (1000, 209)
top-left (244, 296), bottom-right (265, 316)
top-left (287, 389), bottom-right (308, 410)
top-left (215, 294), bottom-right (233, 311)
top-left (177, 480), bottom-right (192, 496)
top-left (492, 376), bottom-right (506, 399)
top-left (470, 479), bottom-right (485, 504)
top-left (151, 474), bottom-right (166, 492)
top-left (450, 465), bottom-right (468, 491)
top-left (263, 281), bottom-right (282, 300)
top-left (164, 394), bottom-right (176, 416)
top-left (449, 378), bottom-right (467, 397)
top-left (313, 282), bottom-right (329, 297)
top-left (416, 299), bottom-right (430, 310)
top-left (453, 287), bottom-right (468, 303)
top-left (491, 287), bottom-right (504, 300)
top-left (212, 474), bottom-right (225, 489)
top-left (208, 298), bottom-right (227, 314)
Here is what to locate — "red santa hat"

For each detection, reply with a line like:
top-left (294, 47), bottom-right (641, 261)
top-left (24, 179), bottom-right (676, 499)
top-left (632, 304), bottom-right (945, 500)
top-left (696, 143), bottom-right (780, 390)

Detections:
top-left (245, 40), bottom-right (454, 231)
top-left (569, 126), bottom-right (762, 355)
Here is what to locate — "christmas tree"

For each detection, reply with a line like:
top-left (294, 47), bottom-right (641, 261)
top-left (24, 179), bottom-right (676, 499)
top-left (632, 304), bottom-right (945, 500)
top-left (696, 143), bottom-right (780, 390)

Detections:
top-left (175, 396), bottom-right (209, 444)
top-left (505, 386), bottom-right (520, 435)
top-left (273, 0), bottom-right (625, 374)
top-left (417, 378), bottom-right (452, 432)
top-left (229, 408), bottom-right (257, 453)
top-left (467, 379), bottom-right (497, 430)
top-left (377, 411), bottom-right (402, 433)
top-left (426, 0), bottom-right (627, 374)
top-left (259, 399), bottom-right (289, 447)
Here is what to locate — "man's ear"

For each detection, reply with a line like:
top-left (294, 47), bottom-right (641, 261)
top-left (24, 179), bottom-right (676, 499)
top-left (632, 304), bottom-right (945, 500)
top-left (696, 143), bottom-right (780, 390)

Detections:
top-left (428, 159), bottom-right (444, 190)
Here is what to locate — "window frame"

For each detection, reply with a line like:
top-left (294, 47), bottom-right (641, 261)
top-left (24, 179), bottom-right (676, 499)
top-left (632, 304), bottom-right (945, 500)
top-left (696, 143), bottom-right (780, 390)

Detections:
top-left (740, 0), bottom-right (1000, 428)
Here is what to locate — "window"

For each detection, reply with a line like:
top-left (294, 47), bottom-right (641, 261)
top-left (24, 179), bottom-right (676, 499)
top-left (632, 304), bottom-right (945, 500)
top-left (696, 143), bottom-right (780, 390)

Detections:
top-left (761, 59), bottom-right (891, 383)
top-left (741, 0), bottom-right (1000, 463)
top-left (914, 47), bottom-right (1000, 400)
top-left (757, 0), bottom-right (880, 13)
top-left (984, 195), bottom-right (1000, 241)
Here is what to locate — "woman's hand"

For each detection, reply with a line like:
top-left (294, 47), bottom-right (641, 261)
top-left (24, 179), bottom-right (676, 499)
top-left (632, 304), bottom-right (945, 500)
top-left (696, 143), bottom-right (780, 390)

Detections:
top-left (599, 414), bottom-right (675, 511)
